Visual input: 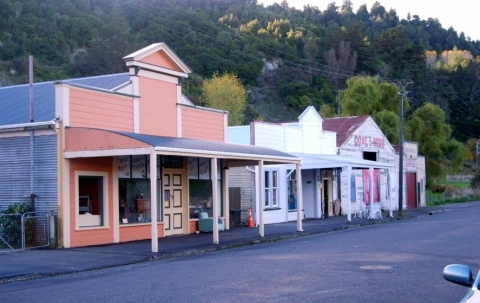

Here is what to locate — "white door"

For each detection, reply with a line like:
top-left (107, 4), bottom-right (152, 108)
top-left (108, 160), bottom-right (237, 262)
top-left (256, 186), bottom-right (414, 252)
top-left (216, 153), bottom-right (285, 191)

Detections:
top-left (163, 170), bottom-right (185, 236)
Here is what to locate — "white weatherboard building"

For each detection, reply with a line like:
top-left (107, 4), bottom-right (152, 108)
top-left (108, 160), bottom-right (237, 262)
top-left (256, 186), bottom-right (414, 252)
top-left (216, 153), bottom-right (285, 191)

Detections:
top-left (227, 106), bottom-right (423, 226)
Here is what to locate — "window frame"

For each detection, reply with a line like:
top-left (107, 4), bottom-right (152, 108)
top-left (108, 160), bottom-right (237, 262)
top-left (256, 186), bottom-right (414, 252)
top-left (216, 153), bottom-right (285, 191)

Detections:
top-left (264, 169), bottom-right (279, 209)
top-left (287, 169), bottom-right (297, 211)
top-left (75, 171), bottom-right (109, 229)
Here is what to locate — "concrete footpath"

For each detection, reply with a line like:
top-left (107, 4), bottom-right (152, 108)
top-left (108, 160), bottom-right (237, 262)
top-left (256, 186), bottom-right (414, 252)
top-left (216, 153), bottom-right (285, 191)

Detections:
top-left (0, 205), bottom-right (445, 284)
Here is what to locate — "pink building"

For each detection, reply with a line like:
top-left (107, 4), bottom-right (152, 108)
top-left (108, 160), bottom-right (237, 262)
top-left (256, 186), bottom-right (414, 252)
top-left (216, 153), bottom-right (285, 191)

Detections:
top-left (0, 43), bottom-right (301, 251)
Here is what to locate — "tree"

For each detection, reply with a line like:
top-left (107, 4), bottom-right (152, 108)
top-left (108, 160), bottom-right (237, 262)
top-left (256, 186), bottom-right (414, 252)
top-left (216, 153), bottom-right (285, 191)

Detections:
top-left (464, 138), bottom-right (479, 162)
top-left (339, 76), bottom-right (405, 116)
top-left (202, 72), bottom-right (247, 126)
top-left (375, 25), bottom-right (426, 79)
top-left (319, 103), bottom-right (336, 118)
top-left (448, 60), bottom-right (480, 141)
top-left (372, 110), bottom-right (399, 144)
top-left (324, 41), bottom-right (357, 113)
top-left (338, 76), bottom-right (408, 144)
top-left (407, 103), bottom-right (464, 183)
top-left (303, 30), bottom-right (319, 84)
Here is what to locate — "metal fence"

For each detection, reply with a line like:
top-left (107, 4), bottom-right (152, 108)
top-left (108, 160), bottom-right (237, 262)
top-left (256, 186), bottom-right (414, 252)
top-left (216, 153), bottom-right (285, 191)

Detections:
top-left (0, 212), bottom-right (53, 252)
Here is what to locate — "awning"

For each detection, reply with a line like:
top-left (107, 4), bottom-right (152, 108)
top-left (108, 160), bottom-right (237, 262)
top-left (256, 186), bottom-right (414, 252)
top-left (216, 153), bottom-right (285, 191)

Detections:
top-left (291, 153), bottom-right (395, 170)
top-left (64, 127), bottom-right (303, 252)
top-left (64, 127), bottom-right (300, 166)
top-left (288, 153), bottom-right (395, 222)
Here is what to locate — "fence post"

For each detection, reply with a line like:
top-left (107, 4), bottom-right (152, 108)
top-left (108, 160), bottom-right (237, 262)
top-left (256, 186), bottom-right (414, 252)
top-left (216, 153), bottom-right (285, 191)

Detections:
top-left (21, 214), bottom-right (25, 250)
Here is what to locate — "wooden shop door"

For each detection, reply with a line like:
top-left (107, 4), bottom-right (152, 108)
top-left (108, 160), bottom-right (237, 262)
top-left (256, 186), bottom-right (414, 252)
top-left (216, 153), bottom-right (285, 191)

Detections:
top-left (163, 170), bottom-right (185, 236)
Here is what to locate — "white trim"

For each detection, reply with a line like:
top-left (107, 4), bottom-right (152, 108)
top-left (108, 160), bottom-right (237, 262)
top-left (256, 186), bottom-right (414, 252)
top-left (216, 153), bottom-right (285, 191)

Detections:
top-left (177, 103), bottom-right (227, 114)
top-left (150, 151), bottom-right (158, 252)
top-left (259, 160), bottom-right (264, 237)
top-left (75, 171), bottom-right (109, 229)
top-left (126, 61), bottom-right (188, 78)
top-left (224, 113), bottom-right (228, 142)
top-left (137, 68), bottom-right (179, 84)
top-left (131, 74), bottom-right (140, 133)
top-left (296, 162), bottom-right (303, 231)
top-left (264, 169), bottom-right (279, 208)
top-left (112, 158), bottom-right (120, 243)
top-left (74, 226), bottom-right (110, 231)
top-left (177, 105), bottom-right (182, 138)
top-left (0, 120), bottom-right (57, 131)
top-left (223, 168), bottom-right (229, 230)
top-left (179, 94), bottom-right (195, 106)
top-left (55, 83), bottom-right (70, 126)
top-left (123, 42), bottom-right (192, 74)
top-left (64, 148), bottom-right (152, 158)
top-left (176, 85), bottom-right (182, 104)
top-left (134, 97), bottom-right (140, 133)
top-left (211, 157), bottom-right (219, 244)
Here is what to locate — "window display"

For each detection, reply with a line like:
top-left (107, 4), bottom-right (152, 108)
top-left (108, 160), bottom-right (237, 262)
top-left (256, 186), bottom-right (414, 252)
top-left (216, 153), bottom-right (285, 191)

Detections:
top-left (119, 179), bottom-right (162, 224)
top-left (188, 157), bottom-right (224, 219)
top-left (78, 175), bottom-right (105, 227)
top-left (117, 155), bottom-right (162, 225)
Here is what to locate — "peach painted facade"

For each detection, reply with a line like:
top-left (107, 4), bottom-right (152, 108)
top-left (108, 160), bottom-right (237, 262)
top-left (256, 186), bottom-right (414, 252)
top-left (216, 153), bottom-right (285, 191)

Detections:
top-left (181, 107), bottom-right (226, 141)
top-left (120, 224), bottom-right (164, 242)
top-left (138, 77), bottom-right (177, 136)
top-left (69, 88), bottom-right (134, 132)
top-left (69, 157), bottom-right (114, 247)
top-left (142, 51), bottom-right (178, 70)
top-left (61, 43), bottom-right (230, 248)
top-left (189, 221), bottom-right (198, 234)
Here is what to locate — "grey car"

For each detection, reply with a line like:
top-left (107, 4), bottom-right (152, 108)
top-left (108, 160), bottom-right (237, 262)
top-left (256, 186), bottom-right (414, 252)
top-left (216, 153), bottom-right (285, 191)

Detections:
top-left (443, 264), bottom-right (480, 303)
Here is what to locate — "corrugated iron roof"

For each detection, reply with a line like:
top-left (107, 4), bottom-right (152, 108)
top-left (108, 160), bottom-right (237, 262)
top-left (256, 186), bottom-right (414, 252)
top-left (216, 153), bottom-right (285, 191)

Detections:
top-left (114, 130), bottom-right (298, 161)
top-left (0, 73), bottom-right (130, 126)
top-left (323, 116), bottom-right (370, 147)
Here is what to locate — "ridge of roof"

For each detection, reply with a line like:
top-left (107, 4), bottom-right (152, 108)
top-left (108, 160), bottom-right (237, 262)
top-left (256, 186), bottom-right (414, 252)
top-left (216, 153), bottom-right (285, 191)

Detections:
top-left (323, 115), bottom-right (370, 147)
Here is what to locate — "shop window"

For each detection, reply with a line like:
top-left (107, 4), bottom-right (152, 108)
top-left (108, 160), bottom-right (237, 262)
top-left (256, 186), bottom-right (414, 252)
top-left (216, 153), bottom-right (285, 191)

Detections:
top-left (78, 174), bottom-right (106, 228)
top-left (265, 170), bottom-right (279, 209)
top-left (189, 179), bottom-right (213, 219)
top-left (118, 179), bottom-right (162, 224)
top-left (188, 157), bottom-right (224, 219)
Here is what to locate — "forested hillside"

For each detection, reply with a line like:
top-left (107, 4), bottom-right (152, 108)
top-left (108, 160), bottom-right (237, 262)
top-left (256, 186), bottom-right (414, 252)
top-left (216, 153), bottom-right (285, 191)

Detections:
top-left (1, 0), bottom-right (480, 145)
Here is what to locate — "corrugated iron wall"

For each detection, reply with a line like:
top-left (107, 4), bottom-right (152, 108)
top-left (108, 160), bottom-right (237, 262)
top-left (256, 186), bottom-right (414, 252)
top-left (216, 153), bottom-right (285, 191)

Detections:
top-left (0, 134), bottom-right (58, 213)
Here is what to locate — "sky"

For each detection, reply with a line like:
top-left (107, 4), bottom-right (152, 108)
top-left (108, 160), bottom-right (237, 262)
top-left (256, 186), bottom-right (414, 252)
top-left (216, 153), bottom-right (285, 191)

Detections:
top-left (259, 0), bottom-right (479, 41)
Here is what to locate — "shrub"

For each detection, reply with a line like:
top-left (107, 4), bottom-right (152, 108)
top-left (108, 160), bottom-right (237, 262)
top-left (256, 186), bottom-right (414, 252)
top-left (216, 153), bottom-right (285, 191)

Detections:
top-left (0, 203), bottom-right (33, 249)
top-left (470, 174), bottom-right (480, 188)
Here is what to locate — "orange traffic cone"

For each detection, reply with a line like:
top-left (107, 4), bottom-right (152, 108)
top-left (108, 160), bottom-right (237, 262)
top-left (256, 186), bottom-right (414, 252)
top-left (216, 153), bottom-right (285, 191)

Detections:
top-left (248, 208), bottom-right (255, 228)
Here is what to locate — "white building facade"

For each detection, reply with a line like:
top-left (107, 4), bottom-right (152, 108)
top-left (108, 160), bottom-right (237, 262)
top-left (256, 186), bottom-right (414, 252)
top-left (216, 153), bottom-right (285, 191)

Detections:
top-left (227, 107), bottom-right (426, 226)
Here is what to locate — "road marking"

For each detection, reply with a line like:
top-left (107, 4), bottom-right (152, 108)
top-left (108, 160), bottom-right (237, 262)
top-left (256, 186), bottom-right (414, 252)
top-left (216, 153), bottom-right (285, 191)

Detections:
top-left (360, 265), bottom-right (392, 270)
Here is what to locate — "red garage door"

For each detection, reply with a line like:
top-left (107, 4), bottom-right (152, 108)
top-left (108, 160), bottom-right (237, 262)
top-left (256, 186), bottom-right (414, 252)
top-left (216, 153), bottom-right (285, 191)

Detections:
top-left (406, 173), bottom-right (417, 208)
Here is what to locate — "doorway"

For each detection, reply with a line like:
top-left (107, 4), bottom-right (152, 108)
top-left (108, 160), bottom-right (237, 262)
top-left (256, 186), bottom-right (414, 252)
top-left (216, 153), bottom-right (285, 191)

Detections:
top-left (406, 173), bottom-right (417, 209)
top-left (163, 169), bottom-right (186, 236)
top-left (323, 178), bottom-right (331, 217)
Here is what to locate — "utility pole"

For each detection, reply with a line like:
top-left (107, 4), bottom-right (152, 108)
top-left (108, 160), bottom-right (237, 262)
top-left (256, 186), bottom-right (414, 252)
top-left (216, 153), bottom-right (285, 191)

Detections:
top-left (397, 80), bottom-right (412, 217)
top-left (29, 55), bottom-right (36, 210)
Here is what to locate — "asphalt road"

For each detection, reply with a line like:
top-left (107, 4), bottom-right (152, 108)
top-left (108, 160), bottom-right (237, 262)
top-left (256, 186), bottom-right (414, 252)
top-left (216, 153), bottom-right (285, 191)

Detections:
top-left (1, 203), bottom-right (479, 303)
